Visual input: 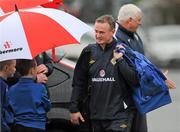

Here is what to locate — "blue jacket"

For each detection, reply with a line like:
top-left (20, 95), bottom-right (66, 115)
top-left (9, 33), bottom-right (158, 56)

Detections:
top-left (8, 78), bottom-right (51, 130)
top-left (121, 44), bottom-right (171, 114)
top-left (0, 77), bottom-right (10, 132)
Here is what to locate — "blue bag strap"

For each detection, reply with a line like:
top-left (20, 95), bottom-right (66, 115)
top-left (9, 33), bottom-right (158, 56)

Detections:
top-left (116, 42), bottom-right (167, 80)
top-left (116, 42), bottom-right (135, 65)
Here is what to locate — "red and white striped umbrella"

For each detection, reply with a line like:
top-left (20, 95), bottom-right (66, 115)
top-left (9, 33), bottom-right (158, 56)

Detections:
top-left (0, 0), bottom-right (52, 14)
top-left (0, 8), bottom-right (92, 61)
top-left (41, 0), bottom-right (62, 9)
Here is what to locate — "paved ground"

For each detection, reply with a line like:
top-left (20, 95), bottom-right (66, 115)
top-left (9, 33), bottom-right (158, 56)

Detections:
top-left (147, 68), bottom-right (180, 132)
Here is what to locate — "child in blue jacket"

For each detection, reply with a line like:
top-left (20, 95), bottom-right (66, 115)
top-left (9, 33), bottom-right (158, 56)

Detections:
top-left (8, 59), bottom-right (51, 132)
top-left (0, 60), bottom-right (16, 132)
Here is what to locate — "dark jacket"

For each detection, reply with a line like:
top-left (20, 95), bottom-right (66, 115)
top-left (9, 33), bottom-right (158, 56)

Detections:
top-left (70, 39), bottom-right (139, 120)
top-left (8, 78), bottom-right (51, 130)
top-left (35, 52), bottom-right (54, 76)
top-left (115, 23), bottom-right (144, 55)
top-left (115, 24), bottom-right (145, 108)
top-left (116, 24), bottom-right (148, 132)
top-left (0, 77), bottom-right (11, 132)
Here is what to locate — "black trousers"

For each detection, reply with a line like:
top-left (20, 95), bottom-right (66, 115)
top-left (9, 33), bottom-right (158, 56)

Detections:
top-left (11, 124), bottom-right (45, 132)
top-left (91, 118), bottom-right (133, 132)
top-left (131, 110), bottom-right (147, 132)
top-left (90, 111), bottom-right (134, 132)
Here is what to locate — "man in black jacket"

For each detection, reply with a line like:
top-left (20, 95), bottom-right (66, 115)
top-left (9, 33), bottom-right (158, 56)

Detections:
top-left (70, 15), bottom-right (139, 132)
top-left (115, 4), bottom-right (147, 132)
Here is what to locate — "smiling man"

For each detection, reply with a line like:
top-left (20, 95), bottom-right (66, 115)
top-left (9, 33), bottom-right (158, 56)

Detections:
top-left (69, 15), bottom-right (140, 132)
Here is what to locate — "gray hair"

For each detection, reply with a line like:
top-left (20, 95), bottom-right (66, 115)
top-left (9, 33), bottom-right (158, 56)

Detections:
top-left (117, 4), bottom-right (142, 22)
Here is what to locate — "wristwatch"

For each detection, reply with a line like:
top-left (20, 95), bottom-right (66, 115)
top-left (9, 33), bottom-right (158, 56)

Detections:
top-left (111, 57), bottom-right (123, 65)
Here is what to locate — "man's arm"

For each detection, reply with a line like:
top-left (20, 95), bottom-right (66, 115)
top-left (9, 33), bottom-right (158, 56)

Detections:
top-left (69, 47), bottom-right (90, 113)
top-left (117, 59), bottom-right (139, 86)
top-left (42, 52), bottom-right (54, 76)
top-left (112, 46), bottom-right (139, 86)
top-left (69, 46), bottom-right (91, 125)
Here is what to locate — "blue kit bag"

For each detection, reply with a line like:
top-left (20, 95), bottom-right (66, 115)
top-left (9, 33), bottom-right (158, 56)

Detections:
top-left (116, 43), bottom-right (172, 114)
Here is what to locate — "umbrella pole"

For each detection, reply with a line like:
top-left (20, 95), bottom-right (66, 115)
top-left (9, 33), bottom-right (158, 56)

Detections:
top-left (52, 48), bottom-right (56, 62)
top-left (51, 0), bottom-right (67, 62)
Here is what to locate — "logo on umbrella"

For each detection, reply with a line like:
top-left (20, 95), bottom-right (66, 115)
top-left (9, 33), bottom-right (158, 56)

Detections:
top-left (0, 41), bottom-right (23, 55)
top-left (3, 41), bottom-right (11, 49)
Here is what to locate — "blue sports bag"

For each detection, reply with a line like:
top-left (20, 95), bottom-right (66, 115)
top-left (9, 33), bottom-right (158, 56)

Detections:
top-left (117, 43), bottom-right (172, 114)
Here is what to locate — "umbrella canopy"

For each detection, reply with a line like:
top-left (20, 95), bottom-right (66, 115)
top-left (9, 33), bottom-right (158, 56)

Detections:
top-left (41, 0), bottom-right (68, 61)
top-left (0, 8), bottom-right (92, 62)
top-left (42, 0), bottom-right (63, 9)
top-left (0, 0), bottom-right (52, 14)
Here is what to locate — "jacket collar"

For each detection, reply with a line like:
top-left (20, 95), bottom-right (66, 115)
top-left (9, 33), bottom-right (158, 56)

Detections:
top-left (97, 38), bottom-right (117, 51)
top-left (19, 77), bottom-right (35, 83)
top-left (117, 23), bottom-right (134, 38)
top-left (0, 76), bottom-right (7, 82)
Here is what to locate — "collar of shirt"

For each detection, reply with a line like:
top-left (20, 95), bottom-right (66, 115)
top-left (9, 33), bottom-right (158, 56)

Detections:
top-left (97, 38), bottom-right (117, 51)
top-left (0, 76), bottom-right (7, 83)
top-left (117, 23), bottom-right (134, 38)
top-left (19, 77), bottom-right (35, 83)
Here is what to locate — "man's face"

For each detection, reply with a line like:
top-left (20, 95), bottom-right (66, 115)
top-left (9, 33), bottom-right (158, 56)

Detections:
top-left (128, 15), bottom-right (142, 32)
top-left (94, 22), bottom-right (115, 46)
top-left (6, 60), bottom-right (16, 77)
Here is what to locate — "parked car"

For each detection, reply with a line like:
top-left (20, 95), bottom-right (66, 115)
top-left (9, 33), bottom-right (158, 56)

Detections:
top-left (145, 25), bottom-right (180, 67)
top-left (46, 58), bottom-right (77, 132)
top-left (59, 31), bottom-right (95, 61)
top-left (46, 30), bottom-right (95, 132)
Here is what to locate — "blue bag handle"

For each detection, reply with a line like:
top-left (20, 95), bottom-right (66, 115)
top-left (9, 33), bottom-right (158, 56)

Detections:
top-left (116, 42), bottom-right (167, 80)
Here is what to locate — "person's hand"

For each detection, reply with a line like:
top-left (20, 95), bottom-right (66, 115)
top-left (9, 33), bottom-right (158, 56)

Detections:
top-left (111, 45), bottom-right (124, 65)
top-left (165, 79), bottom-right (176, 89)
top-left (37, 73), bottom-right (48, 83)
top-left (70, 112), bottom-right (85, 125)
top-left (162, 69), bottom-right (176, 89)
top-left (113, 45), bottom-right (124, 60)
top-left (37, 64), bottom-right (48, 74)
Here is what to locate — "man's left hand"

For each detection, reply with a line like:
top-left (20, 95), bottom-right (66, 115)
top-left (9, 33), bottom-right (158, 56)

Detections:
top-left (163, 69), bottom-right (176, 89)
top-left (37, 73), bottom-right (48, 83)
top-left (37, 64), bottom-right (48, 74)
